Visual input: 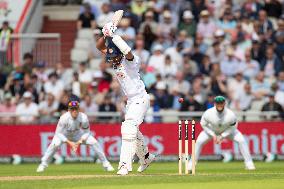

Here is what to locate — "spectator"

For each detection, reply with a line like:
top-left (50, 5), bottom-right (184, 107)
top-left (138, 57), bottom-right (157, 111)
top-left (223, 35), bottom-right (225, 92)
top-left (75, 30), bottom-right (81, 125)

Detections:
top-left (148, 44), bottom-right (165, 74)
top-left (197, 10), bottom-right (217, 44)
top-left (182, 54), bottom-right (199, 81)
top-left (162, 55), bottom-right (177, 79)
top-left (110, 0), bottom-right (125, 12)
top-left (34, 61), bottom-right (48, 82)
top-left (250, 39), bottom-right (264, 62)
top-left (242, 49), bottom-right (260, 79)
top-left (217, 10), bottom-right (237, 33)
top-left (133, 36), bottom-right (150, 64)
top-left (21, 53), bottom-right (34, 75)
top-left (180, 92), bottom-right (202, 112)
top-left (168, 71), bottom-right (190, 96)
top-left (227, 71), bottom-right (247, 100)
top-left (141, 23), bottom-right (157, 51)
top-left (203, 93), bottom-right (215, 110)
top-left (191, 0), bottom-right (207, 22)
top-left (80, 94), bottom-right (98, 120)
top-left (116, 18), bottom-right (136, 48)
top-left (165, 42), bottom-right (183, 69)
top-left (89, 29), bottom-right (103, 60)
top-left (93, 69), bottom-right (112, 93)
top-left (4, 73), bottom-right (25, 101)
top-left (39, 93), bottom-right (58, 123)
top-left (178, 10), bottom-right (196, 37)
top-left (241, 0), bottom-right (263, 19)
top-left (57, 92), bottom-right (69, 114)
top-left (250, 71), bottom-right (271, 99)
top-left (16, 91), bottom-right (39, 123)
top-left (168, 86), bottom-right (182, 110)
top-left (77, 3), bottom-right (96, 30)
top-left (199, 55), bottom-right (212, 76)
top-left (192, 76), bottom-right (207, 104)
top-left (241, 13), bottom-right (254, 35)
top-left (213, 29), bottom-right (229, 51)
top-left (145, 93), bottom-right (160, 123)
top-left (261, 92), bottom-right (283, 120)
top-left (277, 71), bottom-right (284, 91)
top-left (176, 30), bottom-right (193, 53)
top-left (0, 21), bottom-right (13, 66)
top-left (220, 48), bottom-right (239, 77)
top-left (96, 3), bottom-right (114, 29)
top-left (30, 74), bottom-right (44, 99)
top-left (264, 0), bottom-right (282, 19)
top-left (260, 47), bottom-right (282, 77)
top-left (208, 73), bottom-right (227, 96)
top-left (141, 65), bottom-right (156, 89)
top-left (44, 72), bottom-right (64, 100)
top-left (98, 94), bottom-right (117, 121)
top-left (157, 10), bottom-right (176, 38)
top-left (108, 80), bottom-right (123, 109)
top-left (154, 81), bottom-right (171, 109)
top-left (71, 72), bottom-right (81, 97)
top-left (231, 83), bottom-right (254, 111)
top-left (78, 62), bottom-right (93, 84)
top-left (195, 33), bottom-right (208, 54)
top-left (0, 93), bottom-right (16, 123)
top-left (139, 11), bottom-right (158, 34)
top-left (190, 42), bottom-right (205, 65)
top-left (271, 83), bottom-right (284, 108)
top-left (131, 0), bottom-right (147, 18)
top-left (258, 10), bottom-right (274, 40)
top-left (274, 20), bottom-right (284, 62)
top-left (206, 41), bottom-right (225, 64)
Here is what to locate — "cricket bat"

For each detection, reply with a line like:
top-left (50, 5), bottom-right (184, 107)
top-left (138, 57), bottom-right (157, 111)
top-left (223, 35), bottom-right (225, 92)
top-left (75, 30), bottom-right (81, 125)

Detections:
top-left (112, 10), bottom-right (124, 27)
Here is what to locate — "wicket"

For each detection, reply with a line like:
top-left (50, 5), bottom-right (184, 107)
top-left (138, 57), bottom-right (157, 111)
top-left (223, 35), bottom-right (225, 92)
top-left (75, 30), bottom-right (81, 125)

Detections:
top-left (178, 119), bottom-right (196, 175)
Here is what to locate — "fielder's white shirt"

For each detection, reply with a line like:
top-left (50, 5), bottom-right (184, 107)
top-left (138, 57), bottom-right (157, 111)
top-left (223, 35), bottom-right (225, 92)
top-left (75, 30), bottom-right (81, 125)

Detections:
top-left (55, 112), bottom-right (90, 142)
top-left (113, 55), bottom-right (147, 99)
top-left (200, 107), bottom-right (237, 138)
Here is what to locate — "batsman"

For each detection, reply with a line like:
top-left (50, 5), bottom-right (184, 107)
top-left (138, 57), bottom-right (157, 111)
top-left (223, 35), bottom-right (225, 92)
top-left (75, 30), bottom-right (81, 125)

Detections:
top-left (188, 96), bottom-right (256, 171)
top-left (96, 13), bottom-right (155, 175)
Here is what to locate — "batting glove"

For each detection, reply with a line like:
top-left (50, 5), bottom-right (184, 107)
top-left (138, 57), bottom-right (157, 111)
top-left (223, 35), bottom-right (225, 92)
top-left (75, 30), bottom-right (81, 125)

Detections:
top-left (102, 22), bottom-right (117, 37)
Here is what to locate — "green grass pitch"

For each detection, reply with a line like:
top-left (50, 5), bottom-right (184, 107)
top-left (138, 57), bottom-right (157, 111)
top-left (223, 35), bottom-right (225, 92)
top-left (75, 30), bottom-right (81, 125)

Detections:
top-left (0, 161), bottom-right (284, 189)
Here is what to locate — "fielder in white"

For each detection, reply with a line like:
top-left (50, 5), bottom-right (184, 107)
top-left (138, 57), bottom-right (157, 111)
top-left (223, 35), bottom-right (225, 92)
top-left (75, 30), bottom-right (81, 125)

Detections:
top-left (188, 96), bottom-right (256, 170)
top-left (96, 22), bottom-right (155, 175)
top-left (36, 101), bottom-right (114, 172)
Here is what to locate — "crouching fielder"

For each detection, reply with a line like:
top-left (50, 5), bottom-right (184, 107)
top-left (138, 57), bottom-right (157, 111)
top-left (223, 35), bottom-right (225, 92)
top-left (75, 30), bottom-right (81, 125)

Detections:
top-left (188, 96), bottom-right (255, 170)
top-left (36, 101), bottom-right (114, 172)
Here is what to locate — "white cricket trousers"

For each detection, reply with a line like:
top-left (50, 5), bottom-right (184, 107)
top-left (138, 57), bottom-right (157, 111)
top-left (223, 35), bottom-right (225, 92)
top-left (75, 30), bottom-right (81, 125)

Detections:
top-left (189, 129), bottom-right (253, 168)
top-left (119, 93), bottom-right (150, 170)
top-left (40, 133), bottom-right (108, 166)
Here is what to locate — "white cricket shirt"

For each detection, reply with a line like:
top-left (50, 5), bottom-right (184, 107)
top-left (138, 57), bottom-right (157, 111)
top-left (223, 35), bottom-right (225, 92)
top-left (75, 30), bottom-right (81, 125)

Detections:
top-left (113, 55), bottom-right (147, 100)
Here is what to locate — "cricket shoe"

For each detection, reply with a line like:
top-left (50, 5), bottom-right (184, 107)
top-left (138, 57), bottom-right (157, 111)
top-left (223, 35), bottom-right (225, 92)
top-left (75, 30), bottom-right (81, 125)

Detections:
top-left (245, 161), bottom-right (256, 170)
top-left (36, 163), bottom-right (48, 173)
top-left (102, 161), bottom-right (115, 172)
top-left (117, 164), bottom-right (129, 176)
top-left (137, 153), bottom-right (155, 173)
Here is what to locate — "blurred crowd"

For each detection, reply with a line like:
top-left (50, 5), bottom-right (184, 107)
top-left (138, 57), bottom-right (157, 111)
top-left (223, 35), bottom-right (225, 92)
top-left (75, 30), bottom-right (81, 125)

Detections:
top-left (1, 0), bottom-right (284, 124)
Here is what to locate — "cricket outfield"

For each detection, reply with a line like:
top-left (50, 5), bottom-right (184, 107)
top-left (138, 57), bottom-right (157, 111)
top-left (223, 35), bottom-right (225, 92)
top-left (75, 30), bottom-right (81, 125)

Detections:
top-left (0, 162), bottom-right (284, 189)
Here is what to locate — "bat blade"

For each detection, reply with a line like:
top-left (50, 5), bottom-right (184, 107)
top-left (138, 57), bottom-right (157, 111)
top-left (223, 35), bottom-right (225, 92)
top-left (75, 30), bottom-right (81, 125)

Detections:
top-left (112, 10), bottom-right (124, 27)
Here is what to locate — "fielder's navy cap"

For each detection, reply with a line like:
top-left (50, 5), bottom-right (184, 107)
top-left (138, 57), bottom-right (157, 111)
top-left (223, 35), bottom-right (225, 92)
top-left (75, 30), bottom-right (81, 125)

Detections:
top-left (68, 101), bottom-right (80, 109)
top-left (105, 37), bottom-right (123, 62)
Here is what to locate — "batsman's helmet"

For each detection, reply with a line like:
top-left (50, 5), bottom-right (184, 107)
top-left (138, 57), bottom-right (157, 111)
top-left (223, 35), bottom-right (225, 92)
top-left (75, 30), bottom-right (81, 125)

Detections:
top-left (105, 37), bottom-right (123, 63)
